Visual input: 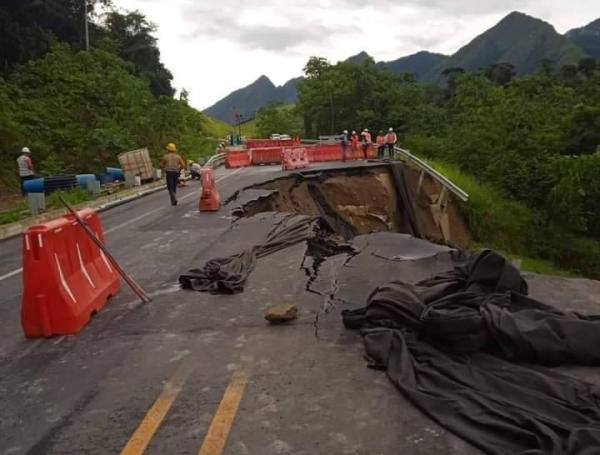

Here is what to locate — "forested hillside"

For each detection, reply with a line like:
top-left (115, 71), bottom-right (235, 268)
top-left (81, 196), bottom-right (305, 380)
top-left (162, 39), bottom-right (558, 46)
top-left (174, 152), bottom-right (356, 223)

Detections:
top-left (0, 1), bottom-right (227, 191)
top-left (257, 55), bottom-right (600, 276)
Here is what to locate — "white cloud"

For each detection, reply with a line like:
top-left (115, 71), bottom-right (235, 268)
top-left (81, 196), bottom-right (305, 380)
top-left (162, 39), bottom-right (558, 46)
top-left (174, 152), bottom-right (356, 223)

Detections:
top-left (114, 0), bottom-right (600, 111)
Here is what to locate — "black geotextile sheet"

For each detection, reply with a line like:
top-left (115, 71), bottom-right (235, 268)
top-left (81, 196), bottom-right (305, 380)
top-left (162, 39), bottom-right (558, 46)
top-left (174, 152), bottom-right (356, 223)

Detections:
top-left (179, 212), bottom-right (319, 294)
top-left (343, 249), bottom-right (600, 455)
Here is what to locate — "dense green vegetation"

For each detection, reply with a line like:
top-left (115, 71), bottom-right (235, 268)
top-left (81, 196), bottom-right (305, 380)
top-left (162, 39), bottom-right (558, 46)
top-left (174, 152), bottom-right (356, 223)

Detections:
top-left (293, 55), bottom-right (600, 277)
top-left (0, 1), bottom-right (227, 192)
top-left (254, 102), bottom-right (303, 138)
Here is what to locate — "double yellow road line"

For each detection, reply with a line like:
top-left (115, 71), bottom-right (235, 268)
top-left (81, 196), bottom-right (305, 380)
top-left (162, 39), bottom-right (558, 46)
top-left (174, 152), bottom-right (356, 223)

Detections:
top-left (120, 364), bottom-right (248, 455)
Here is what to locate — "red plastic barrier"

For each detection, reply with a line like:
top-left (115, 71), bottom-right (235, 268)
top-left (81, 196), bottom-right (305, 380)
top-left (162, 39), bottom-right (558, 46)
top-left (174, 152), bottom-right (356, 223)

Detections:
top-left (246, 138), bottom-right (299, 149)
top-left (366, 144), bottom-right (377, 159)
top-left (250, 147), bottom-right (284, 165)
top-left (21, 208), bottom-right (120, 338)
top-left (199, 166), bottom-right (220, 211)
top-left (313, 144), bottom-right (342, 162)
top-left (306, 145), bottom-right (318, 163)
top-left (225, 151), bottom-right (251, 168)
top-left (282, 148), bottom-right (309, 171)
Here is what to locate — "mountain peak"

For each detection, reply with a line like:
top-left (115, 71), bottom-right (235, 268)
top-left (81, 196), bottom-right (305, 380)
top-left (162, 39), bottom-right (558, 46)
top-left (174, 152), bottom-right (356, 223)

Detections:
top-left (345, 51), bottom-right (372, 64)
top-left (254, 75), bottom-right (275, 86)
top-left (442, 10), bottom-right (582, 74)
top-left (498, 10), bottom-right (554, 30)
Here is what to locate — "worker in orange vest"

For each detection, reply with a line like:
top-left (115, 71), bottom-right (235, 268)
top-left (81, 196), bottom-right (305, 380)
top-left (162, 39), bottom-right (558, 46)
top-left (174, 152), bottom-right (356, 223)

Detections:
top-left (160, 143), bottom-right (186, 206)
top-left (385, 128), bottom-right (397, 158)
top-left (361, 129), bottom-right (372, 160)
top-left (376, 131), bottom-right (386, 158)
top-left (350, 131), bottom-right (360, 159)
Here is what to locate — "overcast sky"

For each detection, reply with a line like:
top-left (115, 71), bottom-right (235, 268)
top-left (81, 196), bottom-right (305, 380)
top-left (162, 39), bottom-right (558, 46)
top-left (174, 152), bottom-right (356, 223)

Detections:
top-left (115, 0), bottom-right (600, 112)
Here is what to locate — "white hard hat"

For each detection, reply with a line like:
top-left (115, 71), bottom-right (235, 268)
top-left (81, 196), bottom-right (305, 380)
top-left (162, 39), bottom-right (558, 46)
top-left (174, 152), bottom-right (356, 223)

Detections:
top-left (364, 129), bottom-right (369, 132)
top-left (352, 130), bottom-right (356, 134)
top-left (343, 130), bottom-right (348, 134)
top-left (21, 147), bottom-right (31, 154)
top-left (388, 127), bottom-right (393, 132)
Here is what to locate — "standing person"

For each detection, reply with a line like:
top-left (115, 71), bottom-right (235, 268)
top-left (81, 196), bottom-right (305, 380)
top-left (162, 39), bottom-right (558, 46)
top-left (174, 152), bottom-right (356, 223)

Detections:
top-left (385, 127), bottom-right (397, 158)
top-left (376, 131), bottom-right (386, 157)
top-left (361, 129), bottom-right (372, 160)
top-left (340, 130), bottom-right (349, 161)
top-left (17, 147), bottom-right (35, 196)
top-left (160, 143), bottom-right (185, 206)
top-left (350, 130), bottom-right (360, 160)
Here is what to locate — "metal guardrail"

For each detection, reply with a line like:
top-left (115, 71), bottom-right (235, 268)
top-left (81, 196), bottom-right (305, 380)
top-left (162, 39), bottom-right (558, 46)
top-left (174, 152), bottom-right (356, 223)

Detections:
top-left (205, 152), bottom-right (226, 168)
top-left (395, 147), bottom-right (469, 202)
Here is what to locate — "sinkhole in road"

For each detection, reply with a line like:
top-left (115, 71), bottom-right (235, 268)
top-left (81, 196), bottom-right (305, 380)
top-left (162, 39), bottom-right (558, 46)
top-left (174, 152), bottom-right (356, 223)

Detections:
top-left (232, 164), bottom-right (471, 248)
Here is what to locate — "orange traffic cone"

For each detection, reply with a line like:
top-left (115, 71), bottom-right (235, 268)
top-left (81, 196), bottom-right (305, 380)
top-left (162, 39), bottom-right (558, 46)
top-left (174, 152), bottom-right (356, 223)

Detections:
top-left (199, 167), bottom-right (220, 212)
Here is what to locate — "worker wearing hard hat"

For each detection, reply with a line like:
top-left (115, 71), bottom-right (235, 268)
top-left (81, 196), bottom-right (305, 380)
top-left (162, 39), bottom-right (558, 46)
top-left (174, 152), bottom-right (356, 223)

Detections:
top-left (17, 147), bottom-right (35, 196)
top-left (361, 129), bottom-right (372, 160)
top-left (340, 130), bottom-right (349, 161)
top-left (350, 131), bottom-right (360, 159)
top-left (385, 128), bottom-right (398, 158)
top-left (160, 143), bottom-right (185, 206)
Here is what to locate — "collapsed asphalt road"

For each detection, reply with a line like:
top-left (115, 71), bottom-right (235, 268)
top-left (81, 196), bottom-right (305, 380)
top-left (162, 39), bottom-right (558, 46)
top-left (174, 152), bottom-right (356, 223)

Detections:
top-left (2, 162), bottom-right (600, 455)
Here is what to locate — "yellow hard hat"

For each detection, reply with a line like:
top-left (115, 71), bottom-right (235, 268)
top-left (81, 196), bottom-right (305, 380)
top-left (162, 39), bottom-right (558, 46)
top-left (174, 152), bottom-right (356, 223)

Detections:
top-left (166, 143), bottom-right (177, 152)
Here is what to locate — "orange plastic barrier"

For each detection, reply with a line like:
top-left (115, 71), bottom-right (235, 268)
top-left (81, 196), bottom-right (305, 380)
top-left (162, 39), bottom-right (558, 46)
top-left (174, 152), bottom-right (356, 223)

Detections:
top-left (199, 166), bottom-right (220, 211)
top-left (250, 147), bottom-right (284, 165)
top-left (246, 138), bottom-right (300, 149)
top-left (225, 151), bottom-right (251, 168)
top-left (282, 148), bottom-right (310, 171)
top-left (312, 144), bottom-right (342, 162)
top-left (21, 208), bottom-right (120, 338)
top-left (366, 144), bottom-right (376, 159)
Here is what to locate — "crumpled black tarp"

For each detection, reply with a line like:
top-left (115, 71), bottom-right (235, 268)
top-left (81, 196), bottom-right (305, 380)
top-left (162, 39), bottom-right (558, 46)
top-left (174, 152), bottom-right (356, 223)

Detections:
top-left (343, 250), bottom-right (600, 455)
top-left (179, 213), bottom-right (318, 294)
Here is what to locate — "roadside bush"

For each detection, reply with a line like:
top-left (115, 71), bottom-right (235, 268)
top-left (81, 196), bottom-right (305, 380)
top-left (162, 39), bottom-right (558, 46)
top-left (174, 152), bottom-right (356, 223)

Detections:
top-left (46, 187), bottom-right (90, 208)
top-left (429, 160), bottom-right (600, 278)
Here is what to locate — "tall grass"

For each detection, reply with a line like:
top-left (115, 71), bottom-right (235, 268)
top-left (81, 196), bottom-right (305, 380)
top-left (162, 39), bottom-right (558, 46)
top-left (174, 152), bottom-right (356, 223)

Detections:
top-left (427, 160), bottom-right (600, 278)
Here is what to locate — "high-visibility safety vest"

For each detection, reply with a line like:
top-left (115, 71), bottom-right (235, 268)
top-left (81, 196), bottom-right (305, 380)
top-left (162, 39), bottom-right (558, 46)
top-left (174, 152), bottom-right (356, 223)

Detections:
top-left (376, 135), bottom-right (386, 145)
top-left (362, 132), bottom-right (372, 144)
top-left (161, 152), bottom-right (185, 172)
top-left (351, 134), bottom-right (360, 146)
top-left (386, 132), bottom-right (397, 144)
top-left (17, 155), bottom-right (34, 177)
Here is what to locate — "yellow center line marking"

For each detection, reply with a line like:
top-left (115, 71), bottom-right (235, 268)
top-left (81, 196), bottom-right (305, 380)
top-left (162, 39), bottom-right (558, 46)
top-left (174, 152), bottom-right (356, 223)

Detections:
top-left (197, 371), bottom-right (249, 455)
top-left (120, 362), bottom-right (193, 455)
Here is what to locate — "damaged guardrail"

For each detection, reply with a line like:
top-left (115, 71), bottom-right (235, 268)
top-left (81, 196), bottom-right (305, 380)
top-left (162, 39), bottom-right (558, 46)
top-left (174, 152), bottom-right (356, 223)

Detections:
top-left (394, 147), bottom-right (469, 202)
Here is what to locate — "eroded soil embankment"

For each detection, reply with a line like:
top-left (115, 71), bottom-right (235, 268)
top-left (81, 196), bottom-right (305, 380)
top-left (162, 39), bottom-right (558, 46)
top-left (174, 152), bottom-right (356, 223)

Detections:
top-left (238, 165), bottom-right (471, 248)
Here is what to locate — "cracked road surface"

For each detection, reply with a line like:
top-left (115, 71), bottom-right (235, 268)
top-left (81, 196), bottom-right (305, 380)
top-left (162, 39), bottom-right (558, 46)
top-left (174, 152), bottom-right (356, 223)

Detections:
top-left (2, 163), bottom-right (600, 455)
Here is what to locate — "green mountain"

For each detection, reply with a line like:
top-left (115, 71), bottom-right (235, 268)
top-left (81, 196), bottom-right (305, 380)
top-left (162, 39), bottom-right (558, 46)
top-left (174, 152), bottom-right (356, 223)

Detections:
top-left (378, 51), bottom-right (449, 81)
top-left (567, 19), bottom-right (600, 58)
top-left (442, 11), bottom-right (585, 75)
top-left (204, 11), bottom-right (597, 122)
top-left (204, 75), bottom-right (300, 124)
top-left (345, 51), bottom-right (372, 65)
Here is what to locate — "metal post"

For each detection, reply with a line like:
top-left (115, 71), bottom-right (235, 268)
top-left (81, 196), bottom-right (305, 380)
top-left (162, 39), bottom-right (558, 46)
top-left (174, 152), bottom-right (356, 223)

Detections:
top-left (416, 170), bottom-right (425, 195)
top-left (84, 0), bottom-right (90, 50)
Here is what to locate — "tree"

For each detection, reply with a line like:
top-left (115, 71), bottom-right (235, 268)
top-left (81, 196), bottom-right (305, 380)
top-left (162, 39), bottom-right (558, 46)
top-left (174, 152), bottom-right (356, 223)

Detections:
top-left (483, 63), bottom-right (516, 85)
top-left (0, 0), bottom-right (111, 73)
top-left (578, 58), bottom-right (597, 79)
top-left (560, 64), bottom-right (579, 82)
top-left (101, 11), bottom-right (174, 97)
top-left (255, 102), bottom-right (303, 137)
top-left (179, 88), bottom-right (190, 104)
